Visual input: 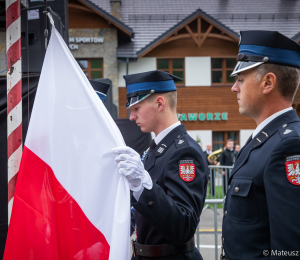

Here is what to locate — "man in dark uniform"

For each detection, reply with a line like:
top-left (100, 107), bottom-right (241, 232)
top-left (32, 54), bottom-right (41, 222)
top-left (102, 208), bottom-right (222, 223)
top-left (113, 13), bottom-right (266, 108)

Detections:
top-left (221, 31), bottom-right (300, 260)
top-left (89, 79), bottom-right (110, 103)
top-left (113, 70), bottom-right (209, 260)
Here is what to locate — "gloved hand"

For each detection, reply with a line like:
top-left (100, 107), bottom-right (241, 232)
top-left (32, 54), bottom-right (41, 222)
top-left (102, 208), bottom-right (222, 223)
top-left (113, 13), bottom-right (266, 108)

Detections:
top-left (113, 146), bottom-right (153, 192)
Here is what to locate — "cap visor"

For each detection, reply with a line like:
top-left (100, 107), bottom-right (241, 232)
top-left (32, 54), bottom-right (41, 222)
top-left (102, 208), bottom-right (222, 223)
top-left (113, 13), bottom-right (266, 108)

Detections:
top-left (230, 61), bottom-right (263, 77)
top-left (125, 94), bottom-right (152, 109)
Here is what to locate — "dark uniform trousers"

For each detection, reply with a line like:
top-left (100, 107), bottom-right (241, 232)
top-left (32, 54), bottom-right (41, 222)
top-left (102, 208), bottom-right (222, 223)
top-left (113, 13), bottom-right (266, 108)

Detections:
top-left (132, 125), bottom-right (209, 260)
top-left (222, 109), bottom-right (300, 260)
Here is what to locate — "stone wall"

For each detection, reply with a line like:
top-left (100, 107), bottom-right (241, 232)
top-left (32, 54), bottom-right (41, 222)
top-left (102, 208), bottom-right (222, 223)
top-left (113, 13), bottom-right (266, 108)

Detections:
top-left (69, 28), bottom-right (119, 107)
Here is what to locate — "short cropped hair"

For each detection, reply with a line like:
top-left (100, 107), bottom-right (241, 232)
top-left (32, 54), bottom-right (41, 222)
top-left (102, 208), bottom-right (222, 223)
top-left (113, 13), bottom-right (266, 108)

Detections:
top-left (254, 64), bottom-right (300, 102)
top-left (147, 91), bottom-right (177, 111)
top-left (227, 139), bottom-right (234, 143)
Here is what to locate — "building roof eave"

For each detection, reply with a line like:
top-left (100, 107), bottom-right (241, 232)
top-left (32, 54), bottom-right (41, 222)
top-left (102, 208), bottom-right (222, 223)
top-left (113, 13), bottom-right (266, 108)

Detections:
top-left (77, 0), bottom-right (134, 37)
top-left (136, 8), bottom-right (239, 58)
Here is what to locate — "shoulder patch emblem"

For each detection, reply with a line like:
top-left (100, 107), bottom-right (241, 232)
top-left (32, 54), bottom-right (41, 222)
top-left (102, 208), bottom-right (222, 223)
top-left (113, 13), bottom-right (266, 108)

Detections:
top-left (179, 159), bottom-right (195, 182)
top-left (285, 155), bottom-right (300, 185)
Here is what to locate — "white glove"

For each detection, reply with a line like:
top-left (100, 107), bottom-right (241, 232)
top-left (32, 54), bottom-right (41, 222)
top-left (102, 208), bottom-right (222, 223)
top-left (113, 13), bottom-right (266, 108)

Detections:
top-left (113, 146), bottom-right (153, 192)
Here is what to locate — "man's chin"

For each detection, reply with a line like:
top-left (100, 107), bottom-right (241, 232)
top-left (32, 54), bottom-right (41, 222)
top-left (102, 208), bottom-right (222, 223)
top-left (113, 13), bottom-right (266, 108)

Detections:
top-left (239, 107), bottom-right (251, 117)
top-left (139, 126), bottom-right (151, 133)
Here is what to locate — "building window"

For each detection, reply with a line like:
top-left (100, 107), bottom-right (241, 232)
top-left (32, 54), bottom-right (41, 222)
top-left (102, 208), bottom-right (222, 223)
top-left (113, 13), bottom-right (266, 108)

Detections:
top-left (76, 59), bottom-right (103, 79)
top-left (157, 59), bottom-right (184, 85)
top-left (211, 58), bottom-right (236, 85)
top-left (212, 131), bottom-right (239, 151)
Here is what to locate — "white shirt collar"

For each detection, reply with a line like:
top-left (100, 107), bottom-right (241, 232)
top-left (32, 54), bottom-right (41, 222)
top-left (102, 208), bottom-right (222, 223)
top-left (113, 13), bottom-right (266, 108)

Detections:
top-left (252, 107), bottom-right (293, 139)
top-left (154, 121), bottom-right (181, 145)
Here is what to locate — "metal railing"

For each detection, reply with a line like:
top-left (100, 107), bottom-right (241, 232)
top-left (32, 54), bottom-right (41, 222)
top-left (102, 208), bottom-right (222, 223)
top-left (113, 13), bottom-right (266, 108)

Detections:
top-left (196, 165), bottom-right (233, 260)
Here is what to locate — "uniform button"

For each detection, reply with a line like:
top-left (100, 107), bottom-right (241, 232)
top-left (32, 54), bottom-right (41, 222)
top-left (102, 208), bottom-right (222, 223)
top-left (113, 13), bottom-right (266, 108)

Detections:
top-left (283, 124), bottom-right (287, 128)
top-left (224, 210), bottom-right (227, 217)
top-left (235, 187), bottom-right (239, 193)
top-left (148, 201), bottom-right (154, 206)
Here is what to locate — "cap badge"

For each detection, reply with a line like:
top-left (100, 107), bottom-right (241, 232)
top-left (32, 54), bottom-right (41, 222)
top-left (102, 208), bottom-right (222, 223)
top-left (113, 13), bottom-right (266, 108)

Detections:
top-left (285, 155), bottom-right (300, 185)
top-left (237, 53), bottom-right (245, 61)
top-left (178, 140), bottom-right (184, 145)
top-left (263, 57), bottom-right (269, 62)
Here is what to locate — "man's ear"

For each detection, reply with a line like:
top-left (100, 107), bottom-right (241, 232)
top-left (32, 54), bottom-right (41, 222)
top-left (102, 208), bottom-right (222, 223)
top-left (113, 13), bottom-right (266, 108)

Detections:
top-left (261, 72), bottom-right (277, 95)
top-left (156, 96), bottom-right (165, 111)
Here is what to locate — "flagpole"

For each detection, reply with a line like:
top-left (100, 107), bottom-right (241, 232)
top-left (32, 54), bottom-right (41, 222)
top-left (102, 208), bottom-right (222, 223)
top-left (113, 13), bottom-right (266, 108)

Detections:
top-left (6, 0), bottom-right (22, 224)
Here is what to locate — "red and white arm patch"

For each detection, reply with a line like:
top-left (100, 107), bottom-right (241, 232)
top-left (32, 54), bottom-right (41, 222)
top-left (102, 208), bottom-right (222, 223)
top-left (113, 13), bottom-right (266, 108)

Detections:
top-left (179, 159), bottom-right (195, 182)
top-left (285, 155), bottom-right (300, 186)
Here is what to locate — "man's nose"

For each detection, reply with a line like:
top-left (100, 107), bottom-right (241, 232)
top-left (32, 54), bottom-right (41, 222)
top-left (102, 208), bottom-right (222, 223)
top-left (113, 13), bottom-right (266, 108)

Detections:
top-left (231, 81), bottom-right (239, 93)
top-left (129, 111), bottom-right (136, 121)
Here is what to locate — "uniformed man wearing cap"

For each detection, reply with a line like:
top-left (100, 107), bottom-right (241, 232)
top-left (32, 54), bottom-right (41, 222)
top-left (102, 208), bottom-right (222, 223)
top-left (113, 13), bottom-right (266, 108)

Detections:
top-left (113, 70), bottom-right (209, 260)
top-left (89, 79), bottom-right (110, 103)
top-left (221, 31), bottom-right (300, 260)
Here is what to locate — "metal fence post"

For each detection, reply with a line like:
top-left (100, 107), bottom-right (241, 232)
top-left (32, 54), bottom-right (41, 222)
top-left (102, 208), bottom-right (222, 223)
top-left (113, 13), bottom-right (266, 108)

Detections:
top-left (214, 203), bottom-right (218, 260)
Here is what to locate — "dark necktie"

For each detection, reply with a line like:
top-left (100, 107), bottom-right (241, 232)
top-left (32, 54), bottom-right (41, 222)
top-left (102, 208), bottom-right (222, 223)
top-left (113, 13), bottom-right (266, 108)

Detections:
top-left (147, 139), bottom-right (156, 160)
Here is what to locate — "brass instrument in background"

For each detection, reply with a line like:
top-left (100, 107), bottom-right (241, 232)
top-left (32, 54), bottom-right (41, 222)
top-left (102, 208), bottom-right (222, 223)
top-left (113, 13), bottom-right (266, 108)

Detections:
top-left (207, 148), bottom-right (223, 165)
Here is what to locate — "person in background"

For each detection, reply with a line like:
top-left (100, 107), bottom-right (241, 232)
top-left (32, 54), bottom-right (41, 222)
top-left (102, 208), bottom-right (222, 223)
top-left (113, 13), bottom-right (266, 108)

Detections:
top-left (204, 143), bottom-right (215, 196)
top-left (203, 143), bottom-right (213, 165)
top-left (233, 144), bottom-right (240, 164)
top-left (89, 79), bottom-right (110, 103)
top-left (220, 139), bottom-right (234, 195)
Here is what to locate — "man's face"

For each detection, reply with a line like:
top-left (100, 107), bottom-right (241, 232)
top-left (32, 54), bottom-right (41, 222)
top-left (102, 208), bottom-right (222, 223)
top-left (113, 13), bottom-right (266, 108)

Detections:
top-left (227, 141), bottom-right (234, 150)
top-left (206, 144), bottom-right (212, 151)
top-left (231, 69), bottom-right (262, 117)
top-left (235, 145), bottom-right (240, 152)
top-left (129, 99), bottom-right (157, 132)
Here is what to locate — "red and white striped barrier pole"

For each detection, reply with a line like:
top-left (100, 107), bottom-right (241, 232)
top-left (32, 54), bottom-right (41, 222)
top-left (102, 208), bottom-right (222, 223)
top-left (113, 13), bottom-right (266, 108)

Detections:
top-left (6, 0), bottom-right (22, 224)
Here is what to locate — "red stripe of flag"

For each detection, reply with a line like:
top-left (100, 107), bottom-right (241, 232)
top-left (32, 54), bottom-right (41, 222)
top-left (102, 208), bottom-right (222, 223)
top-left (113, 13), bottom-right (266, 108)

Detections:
top-left (4, 147), bottom-right (110, 260)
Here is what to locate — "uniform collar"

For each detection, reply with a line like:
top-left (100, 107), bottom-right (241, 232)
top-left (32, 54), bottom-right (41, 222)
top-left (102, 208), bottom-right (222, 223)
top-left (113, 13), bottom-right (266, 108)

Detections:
top-left (230, 109), bottom-right (300, 181)
top-left (252, 107), bottom-right (293, 139)
top-left (144, 124), bottom-right (186, 172)
top-left (154, 121), bottom-right (181, 145)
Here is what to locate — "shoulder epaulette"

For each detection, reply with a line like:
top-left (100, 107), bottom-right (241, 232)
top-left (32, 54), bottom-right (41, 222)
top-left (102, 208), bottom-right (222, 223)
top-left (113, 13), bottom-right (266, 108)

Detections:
top-left (278, 125), bottom-right (299, 140)
top-left (175, 135), bottom-right (189, 149)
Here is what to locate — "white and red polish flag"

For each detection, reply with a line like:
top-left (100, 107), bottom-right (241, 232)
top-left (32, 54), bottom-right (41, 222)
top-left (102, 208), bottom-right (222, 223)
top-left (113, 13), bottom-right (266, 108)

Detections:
top-left (4, 26), bottom-right (130, 260)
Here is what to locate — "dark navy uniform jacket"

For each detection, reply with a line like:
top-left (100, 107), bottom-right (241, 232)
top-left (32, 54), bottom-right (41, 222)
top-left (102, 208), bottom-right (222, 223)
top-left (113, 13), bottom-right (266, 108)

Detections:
top-left (132, 124), bottom-right (209, 260)
top-left (223, 109), bottom-right (300, 259)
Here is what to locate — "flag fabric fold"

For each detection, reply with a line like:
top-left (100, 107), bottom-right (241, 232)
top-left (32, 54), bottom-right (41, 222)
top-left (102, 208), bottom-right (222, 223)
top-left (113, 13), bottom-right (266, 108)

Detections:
top-left (4, 27), bottom-right (130, 260)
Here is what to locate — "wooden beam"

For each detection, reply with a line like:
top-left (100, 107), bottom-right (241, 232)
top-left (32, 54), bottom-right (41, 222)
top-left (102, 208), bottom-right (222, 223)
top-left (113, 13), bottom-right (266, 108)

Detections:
top-left (198, 24), bottom-right (213, 47)
top-left (164, 32), bottom-right (236, 43)
top-left (138, 13), bottom-right (239, 58)
top-left (68, 3), bottom-right (93, 13)
top-left (185, 25), bottom-right (199, 47)
top-left (197, 17), bottom-right (201, 44)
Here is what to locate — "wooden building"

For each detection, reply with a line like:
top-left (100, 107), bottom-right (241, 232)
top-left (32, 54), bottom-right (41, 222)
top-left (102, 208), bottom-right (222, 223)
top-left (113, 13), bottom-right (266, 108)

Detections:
top-left (68, 0), bottom-right (300, 149)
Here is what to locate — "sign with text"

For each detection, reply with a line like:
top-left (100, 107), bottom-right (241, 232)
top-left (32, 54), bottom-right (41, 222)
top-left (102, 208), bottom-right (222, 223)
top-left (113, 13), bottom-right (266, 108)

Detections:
top-left (177, 112), bottom-right (228, 122)
top-left (69, 37), bottom-right (104, 50)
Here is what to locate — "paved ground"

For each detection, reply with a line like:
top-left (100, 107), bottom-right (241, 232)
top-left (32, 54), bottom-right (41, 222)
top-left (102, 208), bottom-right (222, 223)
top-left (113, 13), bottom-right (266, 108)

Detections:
top-left (197, 208), bottom-right (223, 260)
top-left (130, 208), bottom-right (224, 260)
